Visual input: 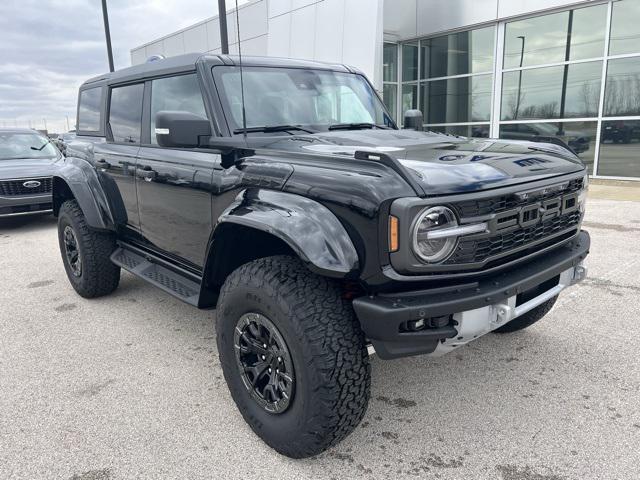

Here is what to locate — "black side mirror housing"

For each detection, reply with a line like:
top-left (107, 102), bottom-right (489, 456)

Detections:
top-left (403, 109), bottom-right (424, 131)
top-left (155, 111), bottom-right (212, 148)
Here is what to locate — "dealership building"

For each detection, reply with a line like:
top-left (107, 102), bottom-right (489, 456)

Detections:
top-left (132, 0), bottom-right (640, 180)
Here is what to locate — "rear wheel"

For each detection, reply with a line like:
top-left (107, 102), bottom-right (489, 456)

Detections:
top-left (493, 296), bottom-right (558, 333)
top-left (216, 255), bottom-right (370, 458)
top-left (57, 200), bottom-right (120, 298)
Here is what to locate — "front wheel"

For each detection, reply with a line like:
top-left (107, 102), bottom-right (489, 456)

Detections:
top-left (216, 256), bottom-right (371, 458)
top-left (57, 200), bottom-right (120, 298)
top-left (493, 296), bottom-right (558, 333)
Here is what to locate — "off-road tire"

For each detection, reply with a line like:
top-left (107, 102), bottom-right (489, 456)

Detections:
top-left (57, 200), bottom-right (120, 298)
top-left (493, 296), bottom-right (558, 333)
top-left (216, 255), bottom-right (371, 458)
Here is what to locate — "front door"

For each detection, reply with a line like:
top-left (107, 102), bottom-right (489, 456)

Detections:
top-left (94, 82), bottom-right (145, 230)
top-left (135, 73), bottom-right (215, 267)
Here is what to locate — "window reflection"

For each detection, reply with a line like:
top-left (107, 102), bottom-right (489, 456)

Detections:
top-left (421, 27), bottom-right (494, 78)
top-left (78, 88), bottom-right (102, 132)
top-left (423, 74), bottom-right (492, 124)
top-left (402, 84), bottom-right (417, 115)
top-left (599, 120), bottom-right (640, 177)
top-left (402, 43), bottom-right (419, 82)
top-left (499, 121), bottom-right (596, 174)
top-left (604, 57), bottom-right (640, 117)
top-left (504, 4), bottom-right (607, 69)
top-left (383, 43), bottom-right (398, 83)
top-left (609, 0), bottom-right (640, 56)
top-left (383, 84), bottom-right (398, 121)
top-left (501, 62), bottom-right (601, 120)
top-left (109, 84), bottom-right (144, 144)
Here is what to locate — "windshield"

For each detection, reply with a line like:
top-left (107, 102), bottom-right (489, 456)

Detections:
top-left (0, 132), bottom-right (59, 160)
top-left (213, 66), bottom-right (395, 133)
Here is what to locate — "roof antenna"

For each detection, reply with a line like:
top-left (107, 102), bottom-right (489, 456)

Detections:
top-left (235, 0), bottom-right (247, 142)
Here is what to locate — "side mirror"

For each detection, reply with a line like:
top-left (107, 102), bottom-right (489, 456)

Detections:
top-left (403, 109), bottom-right (424, 131)
top-left (155, 111), bottom-right (212, 148)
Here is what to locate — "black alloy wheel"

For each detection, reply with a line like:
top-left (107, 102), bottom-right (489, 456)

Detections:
top-left (234, 312), bottom-right (295, 414)
top-left (63, 225), bottom-right (82, 277)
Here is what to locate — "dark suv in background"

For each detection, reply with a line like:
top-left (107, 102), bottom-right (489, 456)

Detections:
top-left (0, 128), bottom-right (59, 218)
top-left (53, 54), bottom-right (590, 458)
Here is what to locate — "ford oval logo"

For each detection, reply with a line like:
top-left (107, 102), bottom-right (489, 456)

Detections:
top-left (22, 180), bottom-right (41, 188)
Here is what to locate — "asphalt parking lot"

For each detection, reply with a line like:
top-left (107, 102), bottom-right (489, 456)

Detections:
top-left (1, 194), bottom-right (639, 480)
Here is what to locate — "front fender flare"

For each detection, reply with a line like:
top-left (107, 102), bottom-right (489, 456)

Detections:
top-left (53, 156), bottom-right (116, 231)
top-left (217, 189), bottom-right (359, 276)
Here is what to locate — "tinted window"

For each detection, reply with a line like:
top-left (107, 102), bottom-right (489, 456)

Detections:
top-left (109, 84), bottom-right (144, 144)
top-left (501, 61), bottom-right (601, 120)
top-left (609, 0), bottom-right (640, 56)
top-left (423, 74), bottom-right (492, 123)
top-left (402, 43), bottom-right (419, 82)
top-left (599, 120), bottom-right (640, 177)
top-left (150, 74), bottom-right (207, 145)
top-left (383, 43), bottom-right (398, 82)
top-left (421, 27), bottom-right (494, 79)
top-left (78, 88), bottom-right (102, 132)
top-left (504, 4), bottom-right (607, 69)
top-left (604, 57), bottom-right (640, 117)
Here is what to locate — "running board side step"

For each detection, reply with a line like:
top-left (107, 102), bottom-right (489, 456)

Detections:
top-left (110, 247), bottom-right (201, 306)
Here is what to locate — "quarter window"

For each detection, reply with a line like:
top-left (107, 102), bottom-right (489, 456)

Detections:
top-left (78, 87), bottom-right (102, 132)
top-left (109, 84), bottom-right (144, 144)
top-left (150, 74), bottom-right (208, 145)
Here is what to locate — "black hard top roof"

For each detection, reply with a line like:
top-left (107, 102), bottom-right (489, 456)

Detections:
top-left (81, 53), bottom-right (356, 89)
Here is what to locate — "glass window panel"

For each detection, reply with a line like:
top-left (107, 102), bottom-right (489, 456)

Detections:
top-left (421, 27), bottom-right (494, 79)
top-left (610, 0), bottom-right (640, 56)
top-left (504, 4), bottom-right (607, 69)
top-left (604, 57), bottom-right (640, 117)
top-left (78, 87), bottom-right (102, 132)
top-left (108, 84), bottom-right (144, 144)
top-left (402, 43), bottom-right (419, 82)
top-left (383, 84), bottom-right (398, 121)
top-left (423, 74), bottom-right (492, 124)
top-left (401, 84), bottom-right (418, 117)
top-left (599, 120), bottom-right (640, 177)
top-left (427, 124), bottom-right (490, 138)
top-left (501, 62), bottom-right (601, 120)
top-left (383, 43), bottom-right (398, 83)
top-left (500, 121), bottom-right (597, 174)
top-left (151, 74), bottom-right (207, 145)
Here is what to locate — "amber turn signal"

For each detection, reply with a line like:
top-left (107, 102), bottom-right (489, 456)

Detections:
top-left (389, 215), bottom-right (399, 252)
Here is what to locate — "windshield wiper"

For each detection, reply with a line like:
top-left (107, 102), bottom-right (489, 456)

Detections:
top-left (328, 122), bottom-right (390, 131)
top-left (233, 125), bottom-right (316, 135)
top-left (30, 140), bottom-right (51, 151)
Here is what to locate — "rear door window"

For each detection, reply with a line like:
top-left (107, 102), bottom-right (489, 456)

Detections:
top-left (109, 84), bottom-right (144, 144)
top-left (78, 87), bottom-right (102, 132)
top-left (150, 74), bottom-right (207, 145)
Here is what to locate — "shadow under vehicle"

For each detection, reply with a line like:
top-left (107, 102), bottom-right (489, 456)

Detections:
top-left (52, 54), bottom-right (590, 459)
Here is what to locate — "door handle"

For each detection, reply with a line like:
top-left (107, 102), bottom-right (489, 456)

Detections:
top-left (137, 167), bottom-right (157, 182)
top-left (96, 158), bottom-right (111, 170)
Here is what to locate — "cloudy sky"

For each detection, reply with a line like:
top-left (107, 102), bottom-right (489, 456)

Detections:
top-left (0, 0), bottom-right (238, 133)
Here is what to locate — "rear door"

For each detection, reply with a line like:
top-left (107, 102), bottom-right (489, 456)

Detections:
top-left (135, 73), bottom-right (216, 268)
top-left (93, 83), bottom-right (144, 230)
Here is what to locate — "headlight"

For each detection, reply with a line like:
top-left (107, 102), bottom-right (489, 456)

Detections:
top-left (412, 206), bottom-right (458, 263)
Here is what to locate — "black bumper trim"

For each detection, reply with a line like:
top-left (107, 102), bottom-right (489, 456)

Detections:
top-left (353, 231), bottom-right (590, 360)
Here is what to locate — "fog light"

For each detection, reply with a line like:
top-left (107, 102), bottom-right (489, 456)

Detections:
top-left (408, 318), bottom-right (426, 331)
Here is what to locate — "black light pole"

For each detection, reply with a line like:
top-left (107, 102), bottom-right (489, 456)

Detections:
top-left (515, 35), bottom-right (525, 120)
top-left (101, 0), bottom-right (115, 72)
top-left (558, 10), bottom-right (574, 136)
top-left (218, 0), bottom-right (229, 54)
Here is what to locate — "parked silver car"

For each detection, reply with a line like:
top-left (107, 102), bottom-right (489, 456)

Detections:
top-left (0, 128), bottom-right (60, 218)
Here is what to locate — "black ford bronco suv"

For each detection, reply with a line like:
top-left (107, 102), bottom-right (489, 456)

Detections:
top-left (54, 54), bottom-right (590, 458)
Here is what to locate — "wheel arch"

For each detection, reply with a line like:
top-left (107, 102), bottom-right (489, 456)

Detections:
top-left (198, 189), bottom-right (360, 307)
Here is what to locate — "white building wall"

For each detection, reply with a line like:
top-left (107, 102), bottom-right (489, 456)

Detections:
top-left (383, 0), bottom-right (597, 40)
top-left (131, 0), bottom-right (384, 88)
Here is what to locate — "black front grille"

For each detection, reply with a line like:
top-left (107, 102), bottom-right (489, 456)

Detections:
top-left (0, 177), bottom-right (52, 196)
top-left (453, 178), bottom-right (583, 218)
top-left (446, 210), bottom-right (582, 265)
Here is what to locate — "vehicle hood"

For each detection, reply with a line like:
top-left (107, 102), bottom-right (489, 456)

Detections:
top-left (0, 158), bottom-right (60, 180)
top-left (261, 130), bottom-right (586, 195)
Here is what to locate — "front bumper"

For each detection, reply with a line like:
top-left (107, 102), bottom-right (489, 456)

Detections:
top-left (353, 231), bottom-right (590, 360)
top-left (0, 194), bottom-right (52, 217)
